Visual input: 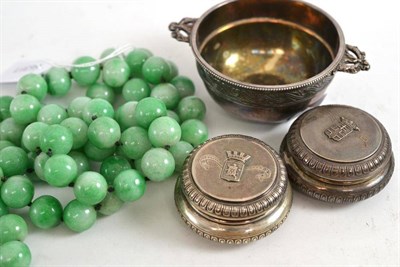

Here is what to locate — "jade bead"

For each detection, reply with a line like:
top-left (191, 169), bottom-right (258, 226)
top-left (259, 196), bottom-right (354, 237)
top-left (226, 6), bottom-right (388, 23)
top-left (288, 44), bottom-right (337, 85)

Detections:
top-left (134, 97), bottom-right (167, 128)
top-left (40, 124), bottom-right (73, 155)
top-left (150, 83), bottom-right (180, 109)
top-left (82, 98), bottom-right (115, 124)
top-left (120, 127), bottom-right (152, 160)
top-left (0, 198), bottom-right (9, 217)
top-left (45, 67), bottom-right (72, 96)
top-left (0, 214), bottom-right (28, 245)
top-left (63, 199), bottom-right (96, 232)
top-left (87, 117), bottom-right (121, 149)
top-left (169, 141), bottom-right (194, 172)
top-left (44, 154), bottom-right (78, 187)
top-left (181, 119), bottom-right (208, 147)
top-left (67, 96), bottom-right (91, 119)
top-left (34, 152), bottom-right (49, 181)
top-left (98, 192), bottom-right (124, 216)
top-left (122, 78), bottom-right (151, 102)
top-left (148, 116), bottom-right (181, 148)
top-left (102, 58), bottom-right (130, 88)
top-left (86, 83), bottom-right (115, 103)
top-left (0, 96), bottom-right (13, 120)
top-left (100, 155), bottom-right (132, 185)
top-left (167, 110), bottom-right (180, 124)
top-left (125, 48), bottom-right (153, 77)
top-left (74, 171), bottom-right (108, 205)
top-left (1, 175), bottom-right (34, 209)
top-left (141, 148), bottom-right (175, 182)
top-left (115, 101), bottom-right (138, 131)
top-left (0, 241), bottom-right (31, 267)
top-left (22, 122), bottom-right (48, 152)
top-left (164, 60), bottom-right (179, 82)
top-left (10, 94), bottom-right (41, 125)
top-left (83, 141), bottom-right (115, 162)
top-left (29, 195), bottom-right (63, 229)
top-left (60, 117), bottom-right (88, 149)
top-left (0, 146), bottom-right (28, 177)
top-left (17, 73), bottom-right (48, 101)
top-left (37, 104), bottom-right (68, 125)
top-left (142, 56), bottom-right (169, 84)
top-left (170, 75), bottom-right (195, 98)
top-left (177, 96), bottom-right (206, 121)
top-left (0, 118), bottom-right (25, 146)
top-left (100, 48), bottom-right (115, 61)
top-left (0, 140), bottom-right (14, 151)
top-left (68, 151), bottom-right (90, 176)
top-left (71, 56), bottom-right (100, 86)
top-left (113, 169), bottom-right (146, 202)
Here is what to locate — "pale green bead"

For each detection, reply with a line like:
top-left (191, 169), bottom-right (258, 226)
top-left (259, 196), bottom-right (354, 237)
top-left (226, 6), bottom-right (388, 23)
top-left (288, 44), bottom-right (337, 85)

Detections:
top-left (0, 96), bottom-right (13, 121)
top-left (82, 98), bottom-right (114, 124)
top-left (40, 124), bottom-right (73, 155)
top-left (17, 73), bottom-right (48, 101)
top-left (181, 119), bottom-right (208, 147)
top-left (125, 48), bottom-right (153, 77)
top-left (0, 214), bottom-right (28, 245)
top-left (0, 146), bottom-right (29, 177)
top-left (141, 148), bottom-right (175, 182)
top-left (0, 240), bottom-right (31, 267)
top-left (134, 97), bottom-right (167, 128)
top-left (44, 154), bottom-right (77, 187)
top-left (0, 118), bottom-right (25, 146)
top-left (115, 101), bottom-right (138, 131)
top-left (142, 56), bottom-right (169, 84)
top-left (60, 117), bottom-right (88, 149)
top-left (150, 83), bottom-right (180, 110)
top-left (169, 141), bottom-right (194, 172)
top-left (100, 155), bottom-right (132, 185)
top-left (10, 94), bottom-right (41, 125)
top-left (167, 110), bottom-right (180, 124)
top-left (86, 83), bottom-right (115, 103)
top-left (71, 56), bottom-right (100, 86)
top-left (0, 175), bottom-right (34, 209)
top-left (45, 67), bottom-right (72, 96)
top-left (37, 104), bottom-right (68, 125)
top-left (98, 192), bottom-right (124, 216)
top-left (177, 96), bottom-right (206, 121)
top-left (148, 116), bottom-right (181, 148)
top-left (68, 151), bottom-right (90, 176)
top-left (63, 199), bottom-right (96, 232)
top-left (84, 141), bottom-right (115, 162)
top-left (102, 58), bottom-right (130, 88)
top-left (22, 122), bottom-right (48, 152)
top-left (170, 75), bottom-right (195, 98)
top-left (74, 171), bottom-right (108, 205)
top-left (34, 152), bottom-right (49, 181)
top-left (122, 78), bottom-right (151, 102)
top-left (120, 127), bottom-right (152, 160)
top-left (87, 117), bottom-right (121, 149)
top-left (113, 169), bottom-right (146, 202)
top-left (67, 96), bottom-right (91, 119)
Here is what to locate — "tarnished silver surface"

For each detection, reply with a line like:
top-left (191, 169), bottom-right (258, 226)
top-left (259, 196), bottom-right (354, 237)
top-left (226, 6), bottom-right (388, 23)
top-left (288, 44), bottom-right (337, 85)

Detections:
top-left (169, 0), bottom-right (370, 123)
top-left (175, 134), bottom-right (292, 243)
top-left (281, 105), bottom-right (394, 203)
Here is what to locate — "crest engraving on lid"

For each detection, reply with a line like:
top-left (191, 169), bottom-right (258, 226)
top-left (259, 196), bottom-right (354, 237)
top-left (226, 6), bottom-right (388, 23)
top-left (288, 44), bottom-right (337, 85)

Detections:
top-left (324, 116), bottom-right (360, 142)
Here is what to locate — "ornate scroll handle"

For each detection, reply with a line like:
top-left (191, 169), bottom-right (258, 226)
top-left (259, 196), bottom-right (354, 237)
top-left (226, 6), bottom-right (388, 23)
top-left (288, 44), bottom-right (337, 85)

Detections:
top-left (337, 44), bottom-right (370, 74)
top-left (169, 18), bottom-right (197, 43)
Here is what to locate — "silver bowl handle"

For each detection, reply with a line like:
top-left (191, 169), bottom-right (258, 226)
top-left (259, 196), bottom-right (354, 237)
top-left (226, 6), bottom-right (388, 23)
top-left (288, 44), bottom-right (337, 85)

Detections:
top-left (169, 18), bottom-right (197, 43)
top-left (337, 44), bottom-right (370, 74)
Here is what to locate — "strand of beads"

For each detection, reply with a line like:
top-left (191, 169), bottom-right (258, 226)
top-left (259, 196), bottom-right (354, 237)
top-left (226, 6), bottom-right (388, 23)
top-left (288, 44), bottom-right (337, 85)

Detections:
top-left (0, 47), bottom-right (208, 267)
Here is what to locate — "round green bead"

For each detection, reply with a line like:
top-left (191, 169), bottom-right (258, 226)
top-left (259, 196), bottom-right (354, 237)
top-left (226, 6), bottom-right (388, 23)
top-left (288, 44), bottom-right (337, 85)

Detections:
top-left (68, 151), bottom-right (90, 176)
top-left (83, 141), bottom-right (115, 162)
top-left (44, 154), bottom-right (77, 187)
top-left (102, 58), bottom-right (130, 88)
top-left (169, 141), bottom-right (194, 172)
top-left (40, 124), bottom-right (73, 155)
top-left (122, 78), bottom-right (150, 102)
top-left (167, 110), bottom-right (180, 124)
top-left (115, 101), bottom-right (138, 131)
top-left (181, 119), bottom-right (208, 147)
top-left (0, 198), bottom-right (9, 217)
top-left (0, 214), bottom-right (28, 245)
top-left (120, 127), bottom-right (152, 160)
top-left (100, 155), bottom-right (132, 185)
top-left (29, 195), bottom-right (63, 229)
top-left (148, 116), bottom-right (181, 148)
top-left (71, 56), bottom-right (100, 86)
top-left (126, 48), bottom-right (153, 77)
top-left (177, 96), bottom-right (206, 121)
top-left (98, 192), bottom-right (124, 216)
top-left (86, 83), bottom-right (115, 103)
top-left (141, 148), bottom-right (175, 182)
top-left (45, 67), bottom-right (72, 96)
top-left (34, 152), bottom-right (49, 181)
top-left (60, 117), bottom-right (88, 149)
top-left (67, 96), bottom-right (91, 119)
top-left (10, 94), bottom-right (41, 125)
top-left (0, 146), bottom-right (28, 177)
top-left (164, 60), bottom-right (179, 82)
top-left (1, 175), bottom-right (34, 209)
top-left (134, 97), bottom-right (167, 128)
top-left (0, 118), bottom-right (25, 146)
top-left (150, 83), bottom-right (180, 110)
top-left (142, 56), bottom-right (169, 84)
top-left (87, 117), bottom-right (121, 149)
top-left (100, 48), bottom-right (115, 62)
top-left (63, 199), bottom-right (96, 232)
top-left (0, 96), bottom-right (13, 120)
top-left (0, 241), bottom-right (31, 267)
top-left (17, 73), bottom-right (48, 101)
top-left (74, 171), bottom-right (108, 205)
top-left (22, 122), bottom-right (48, 152)
top-left (170, 75), bottom-right (195, 98)
top-left (113, 169), bottom-right (146, 202)
top-left (82, 98), bottom-right (114, 124)
top-left (37, 104), bottom-right (68, 125)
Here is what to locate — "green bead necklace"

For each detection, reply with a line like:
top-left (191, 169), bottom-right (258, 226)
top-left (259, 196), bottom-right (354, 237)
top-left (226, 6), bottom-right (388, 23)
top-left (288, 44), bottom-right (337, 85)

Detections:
top-left (0, 46), bottom-right (209, 267)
